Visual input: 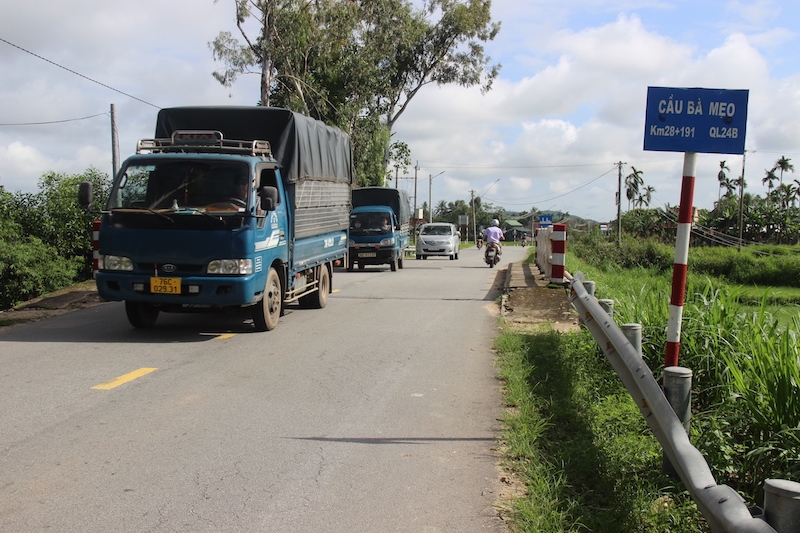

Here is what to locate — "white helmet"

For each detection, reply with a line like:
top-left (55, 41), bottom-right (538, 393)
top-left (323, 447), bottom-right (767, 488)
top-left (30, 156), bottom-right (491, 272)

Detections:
top-left (491, 219), bottom-right (499, 227)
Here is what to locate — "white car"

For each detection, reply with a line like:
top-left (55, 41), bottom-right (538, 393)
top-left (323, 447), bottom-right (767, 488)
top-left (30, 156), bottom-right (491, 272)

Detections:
top-left (416, 223), bottom-right (460, 260)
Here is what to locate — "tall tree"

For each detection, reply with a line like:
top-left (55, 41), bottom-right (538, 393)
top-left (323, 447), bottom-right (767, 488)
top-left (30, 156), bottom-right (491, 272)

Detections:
top-left (763, 168), bottom-right (779, 204)
top-left (717, 160), bottom-right (730, 203)
top-left (625, 166), bottom-right (643, 210)
top-left (210, 0), bottom-right (501, 175)
top-left (774, 155), bottom-right (794, 186)
top-left (635, 185), bottom-right (655, 208)
top-left (366, 0), bottom-right (501, 167)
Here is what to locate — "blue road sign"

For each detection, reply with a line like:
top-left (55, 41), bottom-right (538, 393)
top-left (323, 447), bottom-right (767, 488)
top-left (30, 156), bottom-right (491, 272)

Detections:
top-left (643, 87), bottom-right (748, 155)
top-left (538, 215), bottom-right (552, 227)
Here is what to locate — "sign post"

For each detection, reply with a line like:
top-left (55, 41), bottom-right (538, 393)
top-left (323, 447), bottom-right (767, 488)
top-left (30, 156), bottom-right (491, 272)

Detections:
top-left (643, 87), bottom-right (748, 368)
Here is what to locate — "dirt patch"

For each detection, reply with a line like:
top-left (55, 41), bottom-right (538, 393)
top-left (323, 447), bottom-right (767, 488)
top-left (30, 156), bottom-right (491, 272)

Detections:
top-left (0, 281), bottom-right (105, 329)
top-left (502, 284), bottom-right (579, 333)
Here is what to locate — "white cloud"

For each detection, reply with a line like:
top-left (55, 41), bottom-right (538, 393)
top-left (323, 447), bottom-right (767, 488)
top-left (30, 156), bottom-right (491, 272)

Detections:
top-left (3, 0), bottom-right (800, 222)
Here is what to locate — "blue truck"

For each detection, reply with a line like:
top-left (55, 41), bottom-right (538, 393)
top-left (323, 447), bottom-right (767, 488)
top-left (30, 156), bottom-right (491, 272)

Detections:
top-left (348, 187), bottom-right (411, 272)
top-left (79, 106), bottom-right (353, 331)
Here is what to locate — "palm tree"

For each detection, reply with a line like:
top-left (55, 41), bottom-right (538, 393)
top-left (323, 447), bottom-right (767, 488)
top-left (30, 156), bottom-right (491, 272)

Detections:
top-left (720, 175), bottom-right (736, 198)
top-left (625, 166), bottom-right (644, 210)
top-left (434, 200), bottom-right (448, 220)
top-left (717, 160), bottom-right (730, 203)
top-left (640, 185), bottom-right (655, 207)
top-left (763, 168), bottom-right (780, 203)
top-left (775, 155), bottom-right (794, 186)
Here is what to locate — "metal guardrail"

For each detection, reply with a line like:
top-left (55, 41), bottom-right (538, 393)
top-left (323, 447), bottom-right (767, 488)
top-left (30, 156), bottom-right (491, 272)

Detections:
top-left (568, 271), bottom-right (777, 533)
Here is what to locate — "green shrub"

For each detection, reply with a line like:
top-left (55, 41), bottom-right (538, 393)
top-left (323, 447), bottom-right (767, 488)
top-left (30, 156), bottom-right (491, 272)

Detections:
top-left (0, 221), bottom-right (80, 309)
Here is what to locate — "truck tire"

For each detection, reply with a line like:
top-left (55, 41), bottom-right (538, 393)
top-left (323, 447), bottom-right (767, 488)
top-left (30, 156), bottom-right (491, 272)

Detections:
top-left (253, 267), bottom-right (282, 331)
top-left (299, 265), bottom-right (329, 309)
top-left (347, 257), bottom-right (355, 272)
top-left (125, 301), bottom-right (159, 328)
top-left (390, 256), bottom-right (398, 271)
top-left (398, 254), bottom-right (404, 269)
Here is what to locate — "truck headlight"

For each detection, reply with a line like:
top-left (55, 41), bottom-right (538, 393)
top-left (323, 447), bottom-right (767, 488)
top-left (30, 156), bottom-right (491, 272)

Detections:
top-left (379, 237), bottom-right (395, 246)
top-left (103, 255), bottom-right (133, 271)
top-left (207, 259), bottom-right (253, 275)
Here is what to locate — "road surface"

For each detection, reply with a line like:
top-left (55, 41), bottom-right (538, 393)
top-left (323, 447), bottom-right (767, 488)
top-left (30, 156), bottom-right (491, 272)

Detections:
top-left (0, 245), bottom-right (529, 532)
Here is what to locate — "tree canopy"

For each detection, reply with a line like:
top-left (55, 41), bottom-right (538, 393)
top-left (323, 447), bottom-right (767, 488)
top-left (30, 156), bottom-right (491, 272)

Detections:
top-left (210, 0), bottom-right (501, 184)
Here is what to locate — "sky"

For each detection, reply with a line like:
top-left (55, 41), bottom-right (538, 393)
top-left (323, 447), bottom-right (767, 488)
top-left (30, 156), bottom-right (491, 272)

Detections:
top-left (2, 0), bottom-right (800, 223)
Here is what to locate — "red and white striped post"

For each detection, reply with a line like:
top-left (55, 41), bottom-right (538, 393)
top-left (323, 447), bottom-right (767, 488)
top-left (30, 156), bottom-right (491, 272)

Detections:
top-left (550, 223), bottom-right (567, 284)
top-left (665, 153), bottom-right (697, 367)
top-left (92, 219), bottom-right (101, 278)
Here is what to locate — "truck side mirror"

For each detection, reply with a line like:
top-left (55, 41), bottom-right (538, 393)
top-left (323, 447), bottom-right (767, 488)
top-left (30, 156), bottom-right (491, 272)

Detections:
top-left (259, 186), bottom-right (278, 212)
top-left (78, 181), bottom-right (93, 210)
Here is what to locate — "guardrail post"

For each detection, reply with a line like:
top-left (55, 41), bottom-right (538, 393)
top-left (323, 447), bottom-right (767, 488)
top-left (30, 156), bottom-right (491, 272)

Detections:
top-left (662, 366), bottom-right (693, 476)
top-left (764, 479), bottom-right (800, 533)
top-left (598, 298), bottom-right (614, 317)
top-left (582, 280), bottom-right (596, 297)
top-left (622, 323), bottom-right (642, 356)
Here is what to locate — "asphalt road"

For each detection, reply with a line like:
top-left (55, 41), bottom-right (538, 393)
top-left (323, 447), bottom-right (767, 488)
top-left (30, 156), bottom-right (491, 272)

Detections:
top-left (0, 245), bottom-right (528, 532)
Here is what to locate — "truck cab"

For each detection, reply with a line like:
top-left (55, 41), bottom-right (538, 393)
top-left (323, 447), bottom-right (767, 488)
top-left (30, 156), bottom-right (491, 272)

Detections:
top-left (347, 187), bottom-right (411, 272)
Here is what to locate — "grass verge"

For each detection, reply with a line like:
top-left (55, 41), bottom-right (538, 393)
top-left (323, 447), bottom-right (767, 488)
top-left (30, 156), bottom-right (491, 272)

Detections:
top-left (495, 326), bottom-right (709, 532)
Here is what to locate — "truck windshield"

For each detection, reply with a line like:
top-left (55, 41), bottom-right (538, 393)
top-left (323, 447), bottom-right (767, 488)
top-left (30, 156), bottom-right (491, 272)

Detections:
top-left (108, 159), bottom-right (251, 213)
top-left (349, 212), bottom-right (392, 235)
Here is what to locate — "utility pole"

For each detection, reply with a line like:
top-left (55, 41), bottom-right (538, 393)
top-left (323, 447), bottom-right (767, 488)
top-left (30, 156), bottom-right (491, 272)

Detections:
top-left (413, 161), bottom-right (419, 233)
top-left (616, 161), bottom-right (626, 246)
top-left (470, 189), bottom-right (476, 243)
top-left (738, 150), bottom-right (748, 251)
top-left (110, 103), bottom-right (120, 178)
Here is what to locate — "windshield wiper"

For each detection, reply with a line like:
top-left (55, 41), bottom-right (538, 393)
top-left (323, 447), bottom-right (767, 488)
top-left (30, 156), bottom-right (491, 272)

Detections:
top-left (179, 207), bottom-right (226, 226)
top-left (118, 205), bottom-right (175, 224)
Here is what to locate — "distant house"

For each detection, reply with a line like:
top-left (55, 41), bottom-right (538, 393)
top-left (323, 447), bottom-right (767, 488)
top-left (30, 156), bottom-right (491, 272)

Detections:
top-left (503, 219), bottom-right (528, 241)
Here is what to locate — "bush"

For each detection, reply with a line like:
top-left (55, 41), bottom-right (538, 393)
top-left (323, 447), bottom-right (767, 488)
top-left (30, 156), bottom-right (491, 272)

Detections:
top-left (0, 219), bottom-right (80, 309)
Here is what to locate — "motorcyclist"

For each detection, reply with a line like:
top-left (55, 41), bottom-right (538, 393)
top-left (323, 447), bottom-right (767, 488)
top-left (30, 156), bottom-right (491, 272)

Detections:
top-left (483, 219), bottom-right (504, 255)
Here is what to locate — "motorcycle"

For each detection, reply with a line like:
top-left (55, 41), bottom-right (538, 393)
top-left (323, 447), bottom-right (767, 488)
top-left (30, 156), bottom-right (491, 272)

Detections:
top-left (476, 236), bottom-right (483, 249)
top-left (484, 242), bottom-right (501, 267)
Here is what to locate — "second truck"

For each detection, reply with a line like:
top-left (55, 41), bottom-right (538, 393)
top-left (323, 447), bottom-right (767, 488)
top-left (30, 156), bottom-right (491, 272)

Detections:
top-left (347, 187), bottom-right (411, 272)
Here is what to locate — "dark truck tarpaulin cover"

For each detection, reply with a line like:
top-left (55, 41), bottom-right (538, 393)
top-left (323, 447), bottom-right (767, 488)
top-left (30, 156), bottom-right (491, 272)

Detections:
top-left (352, 187), bottom-right (411, 224)
top-left (154, 106), bottom-right (354, 184)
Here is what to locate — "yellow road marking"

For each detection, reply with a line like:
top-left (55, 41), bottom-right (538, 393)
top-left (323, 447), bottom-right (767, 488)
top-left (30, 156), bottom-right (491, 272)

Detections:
top-left (216, 333), bottom-right (236, 340)
top-left (92, 368), bottom-right (158, 390)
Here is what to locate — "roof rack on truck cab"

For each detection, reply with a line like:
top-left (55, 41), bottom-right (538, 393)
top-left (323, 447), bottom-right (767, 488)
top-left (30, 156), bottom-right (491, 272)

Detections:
top-left (136, 130), bottom-right (273, 157)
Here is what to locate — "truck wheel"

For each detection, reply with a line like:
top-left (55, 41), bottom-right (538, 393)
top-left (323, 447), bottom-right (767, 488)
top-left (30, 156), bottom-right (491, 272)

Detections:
top-left (398, 254), bottom-right (404, 269)
top-left (358, 263), bottom-right (365, 270)
top-left (253, 268), bottom-right (282, 331)
top-left (299, 265), bottom-right (329, 309)
top-left (125, 301), bottom-right (159, 328)
top-left (390, 256), bottom-right (398, 271)
top-left (347, 257), bottom-right (355, 272)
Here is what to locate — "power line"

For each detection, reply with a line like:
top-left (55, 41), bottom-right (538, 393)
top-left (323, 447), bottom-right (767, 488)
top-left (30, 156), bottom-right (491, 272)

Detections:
top-left (0, 112), bottom-right (107, 126)
top-left (482, 165), bottom-right (617, 206)
top-left (0, 36), bottom-right (160, 109)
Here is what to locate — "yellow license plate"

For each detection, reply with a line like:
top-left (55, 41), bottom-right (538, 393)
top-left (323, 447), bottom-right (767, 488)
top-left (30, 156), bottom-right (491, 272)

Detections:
top-left (150, 277), bottom-right (181, 294)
